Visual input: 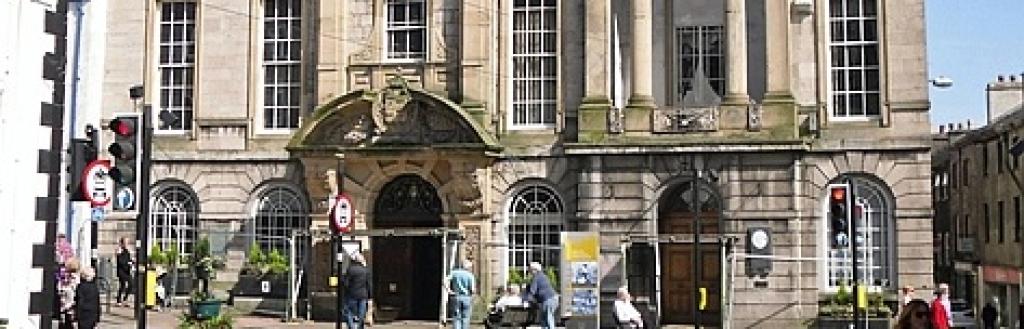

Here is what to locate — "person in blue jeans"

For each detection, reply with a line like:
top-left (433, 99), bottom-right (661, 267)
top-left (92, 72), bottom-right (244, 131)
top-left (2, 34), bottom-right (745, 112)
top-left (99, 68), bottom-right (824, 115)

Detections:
top-left (523, 262), bottom-right (558, 329)
top-left (342, 253), bottom-right (372, 329)
top-left (449, 260), bottom-right (476, 329)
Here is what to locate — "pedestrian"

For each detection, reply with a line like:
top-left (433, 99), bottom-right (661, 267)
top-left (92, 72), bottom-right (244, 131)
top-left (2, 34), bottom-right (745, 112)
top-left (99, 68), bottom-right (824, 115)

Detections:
top-left (493, 284), bottom-right (525, 312)
top-left (75, 267), bottom-right (101, 329)
top-left (937, 283), bottom-right (952, 328)
top-left (522, 262), bottom-right (558, 329)
top-left (57, 257), bottom-right (80, 329)
top-left (930, 289), bottom-right (950, 329)
top-left (899, 285), bottom-right (916, 318)
top-left (342, 253), bottom-right (372, 329)
top-left (895, 299), bottom-right (932, 329)
top-left (982, 301), bottom-right (998, 329)
top-left (116, 237), bottom-right (134, 307)
top-left (613, 286), bottom-right (644, 328)
top-left (449, 259), bottom-right (475, 329)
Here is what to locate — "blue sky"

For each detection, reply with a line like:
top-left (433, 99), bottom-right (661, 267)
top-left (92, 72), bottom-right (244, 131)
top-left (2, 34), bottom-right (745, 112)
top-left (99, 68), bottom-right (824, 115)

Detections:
top-left (927, 1), bottom-right (1024, 129)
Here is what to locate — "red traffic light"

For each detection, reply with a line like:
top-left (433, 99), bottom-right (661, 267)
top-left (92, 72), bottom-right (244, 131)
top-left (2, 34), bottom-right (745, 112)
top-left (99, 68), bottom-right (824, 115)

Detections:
top-left (830, 187), bottom-right (846, 201)
top-left (109, 119), bottom-right (135, 136)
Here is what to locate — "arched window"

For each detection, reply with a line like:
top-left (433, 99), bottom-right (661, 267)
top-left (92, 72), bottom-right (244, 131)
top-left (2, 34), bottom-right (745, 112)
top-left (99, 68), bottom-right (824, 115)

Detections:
top-left (507, 184), bottom-right (564, 275)
top-left (150, 184), bottom-right (199, 256)
top-left (252, 186), bottom-right (309, 258)
top-left (825, 175), bottom-right (895, 288)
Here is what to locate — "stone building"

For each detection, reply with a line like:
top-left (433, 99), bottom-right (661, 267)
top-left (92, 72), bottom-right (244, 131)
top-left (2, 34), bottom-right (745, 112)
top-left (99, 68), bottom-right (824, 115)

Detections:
top-left (98, 0), bottom-right (935, 327)
top-left (935, 75), bottom-right (1024, 327)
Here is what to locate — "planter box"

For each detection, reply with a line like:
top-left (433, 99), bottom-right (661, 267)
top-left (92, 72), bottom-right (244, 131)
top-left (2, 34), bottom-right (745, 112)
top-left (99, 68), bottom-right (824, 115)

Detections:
top-left (815, 316), bottom-right (892, 329)
top-left (231, 273), bottom-right (289, 298)
top-left (190, 300), bottom-right (223, 320)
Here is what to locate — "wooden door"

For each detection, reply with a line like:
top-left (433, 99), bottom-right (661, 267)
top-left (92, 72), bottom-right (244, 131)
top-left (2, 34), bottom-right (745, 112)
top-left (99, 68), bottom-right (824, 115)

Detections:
top-left (697, 242), bottom-right (721, 326)
top-left (372, 237), bottom-right (413, 319)
top-left (660, 243), bottom-right (694, 324)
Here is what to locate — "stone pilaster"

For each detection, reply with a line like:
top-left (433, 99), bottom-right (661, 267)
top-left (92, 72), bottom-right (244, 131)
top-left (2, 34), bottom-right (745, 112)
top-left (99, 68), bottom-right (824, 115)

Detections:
top-left (762, 0), bottom-right (796, 136)
top-left (578, 0), bottom-right (613, 142)
top-left (461, 0), bottom-right (493, 132)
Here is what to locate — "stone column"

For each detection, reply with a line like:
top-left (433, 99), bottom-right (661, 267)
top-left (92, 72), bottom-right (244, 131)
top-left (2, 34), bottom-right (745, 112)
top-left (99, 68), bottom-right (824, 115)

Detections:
top-left (578, 0), bottom-right (614, 142)
top-left (624, 0), bottom-right (655, 133)
top-left (718, 0), bottom-right (750, 130)
top-left (723, 0), bottom-right (749, 105)
top-left (762, 0), bottom-right (797, 137)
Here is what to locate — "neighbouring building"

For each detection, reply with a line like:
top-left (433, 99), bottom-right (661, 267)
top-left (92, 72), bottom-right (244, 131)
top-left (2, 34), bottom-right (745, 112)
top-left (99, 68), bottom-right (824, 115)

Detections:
top-left (98, 0), bottom-right (935, 327)
top-left (938, 75), bottom-right (1024, 328)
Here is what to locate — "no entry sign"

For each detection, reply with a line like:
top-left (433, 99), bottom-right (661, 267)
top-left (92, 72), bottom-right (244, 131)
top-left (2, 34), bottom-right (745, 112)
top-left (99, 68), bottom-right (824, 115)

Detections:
top-left (330, 194), bottom-right (354, 234)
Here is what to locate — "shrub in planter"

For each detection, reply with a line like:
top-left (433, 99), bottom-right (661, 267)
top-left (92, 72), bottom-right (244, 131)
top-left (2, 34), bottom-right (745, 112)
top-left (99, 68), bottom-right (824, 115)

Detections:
top-left (179, 307), bottom-right (232, 328)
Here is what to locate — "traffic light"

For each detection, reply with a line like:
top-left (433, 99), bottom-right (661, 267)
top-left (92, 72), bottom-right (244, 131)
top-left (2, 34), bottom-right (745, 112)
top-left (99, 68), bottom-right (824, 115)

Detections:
top-left (828, 184), bottom-right (852, 249)
top-left (69, 125), bottom-right (99, 201)
top-left (107, 114), bottom-right (142, 211)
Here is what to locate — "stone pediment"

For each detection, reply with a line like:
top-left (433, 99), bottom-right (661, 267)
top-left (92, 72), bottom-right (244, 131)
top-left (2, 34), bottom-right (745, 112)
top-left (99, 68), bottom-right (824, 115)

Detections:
top-left (289, 77), bottom-right (500, 151)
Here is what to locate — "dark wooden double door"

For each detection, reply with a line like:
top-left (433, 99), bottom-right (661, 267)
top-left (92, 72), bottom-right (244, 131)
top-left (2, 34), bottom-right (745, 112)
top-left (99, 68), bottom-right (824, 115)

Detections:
top-left (660, 212), bottom-right (722, 327)
top-left (371, 174), bottom-right (444, 321)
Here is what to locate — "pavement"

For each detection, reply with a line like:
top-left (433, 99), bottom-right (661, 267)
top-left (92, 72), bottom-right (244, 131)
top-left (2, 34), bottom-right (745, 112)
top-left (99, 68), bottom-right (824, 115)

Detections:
top-left (96, 303), bottom-right (442, 329)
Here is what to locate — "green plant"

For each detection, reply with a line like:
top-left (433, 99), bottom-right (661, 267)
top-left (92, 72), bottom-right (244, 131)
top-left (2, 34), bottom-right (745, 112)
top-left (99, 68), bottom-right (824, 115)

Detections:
top-left (149, 244), bottom-right (167, 267)
top-left (177, 312), bottom-right (233, 329)
top-left (166, 245), bottom-right (180, 268)
top-left (834, 281), bottom-right (850, 305)
top-left (265, 248), bottom-right (288, 276)
top-left (544, 267), bottom-right (559, 289)
top-left (246, 244), bottom-right (264, 269)
top-left (191, 289), bottom-right (214, 302)
top-left (507, 268), bottom-right (527, 286)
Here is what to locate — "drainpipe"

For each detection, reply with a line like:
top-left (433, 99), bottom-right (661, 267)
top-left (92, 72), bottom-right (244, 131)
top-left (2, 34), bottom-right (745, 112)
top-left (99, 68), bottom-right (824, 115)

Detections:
top-left (793, 158), bottom-right (804, 320)
top-left (65, 0), bottom-right (88, 254)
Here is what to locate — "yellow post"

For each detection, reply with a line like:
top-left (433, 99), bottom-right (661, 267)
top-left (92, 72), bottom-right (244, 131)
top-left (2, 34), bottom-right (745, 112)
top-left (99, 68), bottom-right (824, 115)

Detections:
top-left (146, 270), bottom-right (157, 307)
top-left (857, 284), bottom-right (868, 309)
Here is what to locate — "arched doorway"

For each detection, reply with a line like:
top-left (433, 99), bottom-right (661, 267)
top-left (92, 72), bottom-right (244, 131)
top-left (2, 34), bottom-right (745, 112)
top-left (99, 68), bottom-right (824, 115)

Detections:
top-left (372, 174), bottom-right (444, 320)
top-left (658, 179), bottom-right (723, 326)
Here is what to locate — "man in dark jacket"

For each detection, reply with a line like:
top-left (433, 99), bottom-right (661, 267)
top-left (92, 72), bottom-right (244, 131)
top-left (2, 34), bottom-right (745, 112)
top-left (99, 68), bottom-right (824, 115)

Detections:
top-left (343, 253), bottom-right (372, 329)
top-left (75, 267), bottom-right (101, 329)
top-left (982, 302), bottom-right (998, 329)
top-left (115, 237), bottom-right (133, 306)
top-left (522, 262), bottom-right (558, 329)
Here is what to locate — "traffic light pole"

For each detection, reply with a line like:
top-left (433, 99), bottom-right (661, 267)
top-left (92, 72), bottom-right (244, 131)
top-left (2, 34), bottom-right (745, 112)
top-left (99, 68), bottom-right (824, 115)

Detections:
top-left (848, 178), bottom-right (861, 329)
top-left (134, 104), bottom-right (152, 329)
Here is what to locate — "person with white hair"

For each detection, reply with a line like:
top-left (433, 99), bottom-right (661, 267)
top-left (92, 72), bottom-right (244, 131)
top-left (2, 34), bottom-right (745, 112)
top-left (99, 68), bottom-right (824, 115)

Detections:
top-left (522, 262), bottom-right (558, 329)
top-left (494, 284), bottom-right (525, 311)
top-left (938, 283), bottom-right (952, 328)
top-left (343, 252), bottom-right (372, 329)
top-left (74, 267), bottom-right (101, 329)
top-left (613, 286), bottom-right (644, 328)
top-left (449, 259), bottom-right (476, 329)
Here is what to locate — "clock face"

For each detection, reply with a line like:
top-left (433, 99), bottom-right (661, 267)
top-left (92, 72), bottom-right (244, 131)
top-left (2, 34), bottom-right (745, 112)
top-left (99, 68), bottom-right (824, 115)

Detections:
top-left (751, 230), bottom-right (769, 249)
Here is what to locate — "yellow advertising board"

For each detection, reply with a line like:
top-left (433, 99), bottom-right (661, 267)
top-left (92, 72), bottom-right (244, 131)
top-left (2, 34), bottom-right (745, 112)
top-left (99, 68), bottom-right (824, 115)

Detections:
top-left (562, 232), bottom-right (600, 324)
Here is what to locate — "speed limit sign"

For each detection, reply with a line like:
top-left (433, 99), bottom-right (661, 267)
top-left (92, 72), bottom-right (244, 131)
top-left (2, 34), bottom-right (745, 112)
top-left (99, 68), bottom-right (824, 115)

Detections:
top-left (330, 194), bottom-right (354, 234)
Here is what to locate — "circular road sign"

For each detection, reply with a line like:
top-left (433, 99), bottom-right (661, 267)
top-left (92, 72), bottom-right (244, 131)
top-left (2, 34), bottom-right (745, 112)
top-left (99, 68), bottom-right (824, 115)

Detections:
top-left (330, 194), bottom-right (354, 234)
top-left (82, 160), bottom-right (114, 207)
top-left (114, 187), bottom-right (136, 210)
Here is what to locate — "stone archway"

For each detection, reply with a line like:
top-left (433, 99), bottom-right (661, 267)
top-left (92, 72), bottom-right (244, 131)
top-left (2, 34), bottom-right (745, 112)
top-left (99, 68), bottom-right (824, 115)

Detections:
top-left (287, 78), bottom-right (501, 320)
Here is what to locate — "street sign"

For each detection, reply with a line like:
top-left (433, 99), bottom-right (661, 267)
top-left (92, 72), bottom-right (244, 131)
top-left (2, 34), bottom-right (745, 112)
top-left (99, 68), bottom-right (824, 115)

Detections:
top-left (330, 194), bottom-right (354, 234)
top-left (114, 187), bottom-right (136, 210)
top-left (82, 160), bottom-right (113, 206)
top-left (91, 207), bottom-right (105, 222)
